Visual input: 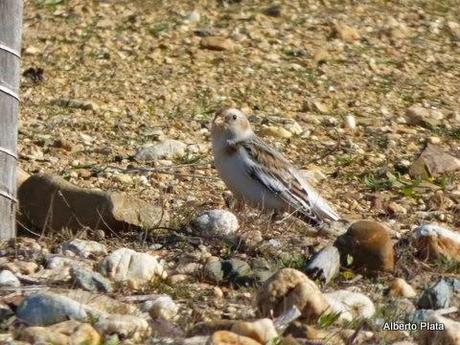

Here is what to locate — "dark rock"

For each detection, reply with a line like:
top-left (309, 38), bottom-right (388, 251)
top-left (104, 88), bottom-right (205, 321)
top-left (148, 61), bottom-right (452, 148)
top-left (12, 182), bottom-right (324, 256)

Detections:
top-left (263, 5), bottom-right (282, 17)
top-left (417, 279), bottom-right (452, 309)
top-left (71, 267), bottom-right (113, 293)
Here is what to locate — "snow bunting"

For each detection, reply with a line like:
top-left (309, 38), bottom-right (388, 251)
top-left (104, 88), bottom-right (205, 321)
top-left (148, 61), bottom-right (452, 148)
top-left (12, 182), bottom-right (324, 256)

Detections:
top-left (211, 108), bottom-right (340, 226)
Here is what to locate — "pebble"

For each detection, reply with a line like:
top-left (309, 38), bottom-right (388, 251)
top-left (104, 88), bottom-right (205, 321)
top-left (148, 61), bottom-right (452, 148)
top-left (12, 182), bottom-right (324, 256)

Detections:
top-left (231, 318), bottom-right (278, 344)
top-left (417, 279), bottom-right (452, 309)
top-left (134, 139), bottom-right (187, 161)
top-left (192, 209), bottom-right (239, 240)
top-left (0, 270), bottom-right (20, 287)
top-left (0, 260), bottom-right (38, 275)
top-left (209, 331), bottom-right (262, 345)
top-left (415, 224), bottom-right (460, 262)
top-left (344, 115), bottom-right (357, 130)
top-left (256, 268), bottom-right (328, 323)
top-left (95, 314), bottom-right (150, 341)
top-left (324, 290), bottom-right (375, 322)
top-left (146, 295), bottom-right (179, 321)
top-left (16, 292), bottom-right (89, 326)
top-left (71, 266), bottom-right (113, 293)
top-left (62, 239), bottom-right (108, 259)
top-left (389, 278), bottom-right (417, 298)
top-left (200, 36), bottom-right (234, 51)
top-left (186, 10), bottom-right (200, 23)
top-left (99, 248), bottom-right (167, 289)
top-left (18, 320), bottom-right (101, 345)
top-left (260, 125), bottom-right (292, 138)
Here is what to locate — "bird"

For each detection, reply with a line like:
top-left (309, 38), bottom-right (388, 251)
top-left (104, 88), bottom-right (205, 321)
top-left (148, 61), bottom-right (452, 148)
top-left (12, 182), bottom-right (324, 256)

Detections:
top-left (211, 108), bottom-right (341, 227)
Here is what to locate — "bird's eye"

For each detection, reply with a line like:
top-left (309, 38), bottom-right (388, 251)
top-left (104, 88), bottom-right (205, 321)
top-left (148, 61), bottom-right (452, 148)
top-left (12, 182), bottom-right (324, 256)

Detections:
top-left (232, 114), bottom-right (237, 120)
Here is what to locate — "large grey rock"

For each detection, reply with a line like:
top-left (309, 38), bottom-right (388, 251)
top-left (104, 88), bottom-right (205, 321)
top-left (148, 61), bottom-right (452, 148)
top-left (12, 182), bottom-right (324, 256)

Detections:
top-left (62, 239), bottom-right (107, 259)
top-left (191, 209), bottom-right (239, 240)
top-left (0, 270), bottom-right (20, 287)
top-left (304, 246), bottom-right (340, 284)
top-left (16, 292), bottom-right (88, 326)
top-left (418, 279), bottom-right (453, 309)
top-left (99, 248), bottom-right (167, 289)
top-left (71, 266), bottom-right (113, 293)
top-left (134, 139), bottom-right (186, 161)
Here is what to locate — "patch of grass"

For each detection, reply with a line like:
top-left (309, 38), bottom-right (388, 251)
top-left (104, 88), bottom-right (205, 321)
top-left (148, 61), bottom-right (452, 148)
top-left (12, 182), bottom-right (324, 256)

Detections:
top-left (432, 257), bottom-right (460, 274)
top-left (146, 278), bottom-right (193, 299)
top-left (277, 251), bottom-right (307, 270)
top-left (148, 22), bottom-right (170, 36)
top-left (318, 311), bottom-right (342, 329)
top-left (335, 154), bottom-right (355, 167)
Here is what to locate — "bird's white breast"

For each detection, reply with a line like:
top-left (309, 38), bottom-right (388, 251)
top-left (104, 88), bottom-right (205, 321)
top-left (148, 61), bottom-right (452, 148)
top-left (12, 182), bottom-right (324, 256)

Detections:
top-left (211, 135), bottom-right (284, 211)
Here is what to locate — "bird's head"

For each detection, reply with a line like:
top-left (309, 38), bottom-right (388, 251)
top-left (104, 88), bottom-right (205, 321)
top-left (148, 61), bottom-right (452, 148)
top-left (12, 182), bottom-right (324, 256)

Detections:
top-left (212, 108), bottom-right (254, 141)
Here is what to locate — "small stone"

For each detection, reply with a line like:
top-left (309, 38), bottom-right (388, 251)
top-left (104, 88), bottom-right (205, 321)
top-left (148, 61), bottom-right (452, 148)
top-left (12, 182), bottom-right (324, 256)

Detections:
top-left (192, 209), bottom-right (239, 240)
top-left (16, 292), bottom-right (88, 326)
top-left (260, 125), bottom-right (292, 138)
top-left (262, 5), bottom-right (282, 17)
top-left (344, 115), bottom-right (356, 130)
top-left (415, 224), bottom-right (460, 262)
top-left (283, 120), bottom-right (303, 135)
top-left (71, 266), bottom-right (113, 293)
top-left (18, 320), bottom-right (101, 345)
top-left (387, 201), bottom-right (407, 215)
top-left (135, 139), bottom-right (187, 161)
top-left (200, 37), bottom-right (234, 51)
top-left (428, 136), bottom-right (441, 144)
top-left (186, 10), bottom-right (200, 23)
top-left (256, 268), bottom-right (328, 323)
top-left (333, 23), bottom-right (361, 42)
top-left (334, 220), bottom-right (395, 273)
top-left (389, 278), bottom-right (417, 298)
top-left (447, 21), bottom-right (460, 40)
top-left (209, 331), bottom-right (262, 345)
top-left (323, 290), bottom-right (375, 322)
top-left (304, 246), bottom-right (340, 284)
top-left (409, 144), bottom-right (460, 179)
top-left (0, 260), bottom-right (38, 275)
top-left (95, 314), bottom-right (150, 341)
top-left (418, 279), bottom-right (453, 309)
top-left (146, 295), bottom-right (179, 321)
top-left (62, 239), bottom-right (107, 259)
top-left (114, 173), bottom-right (133, 185)
top-left (231, 318), bottom-right (278, 344)
top-left (406, 105), bottom-right (442, 128)
top-left (0, 270), bottom-right (20, 287)
top-left (99, 248), bottom-right (167, 289)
